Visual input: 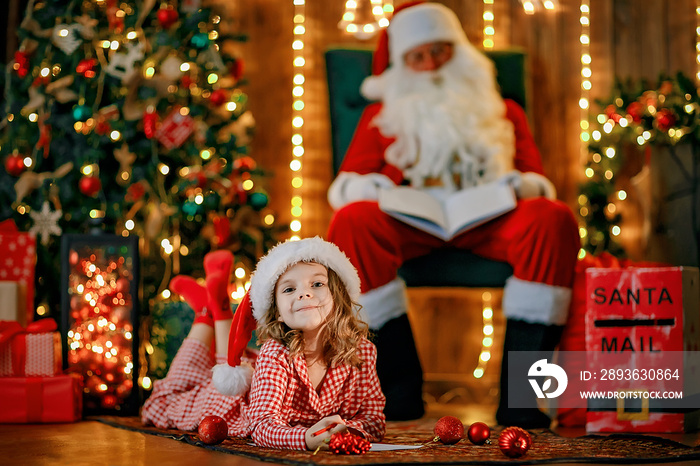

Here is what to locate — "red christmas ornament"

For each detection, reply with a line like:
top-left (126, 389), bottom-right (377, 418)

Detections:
top-left (604, 104), bottom-right (622, 123)
top-left (106, 0), bottom-right (124, 32)
top-left (76, 58), bottom-right (98, 78)
top-left (658, 80), bottom-right (674, 95)
top-left (95, 117), bottom-right (111, 136)
top-left (126, 182), bottom-right (146, 202)
top-left (209, 89), bottom-right (228, 107)
top-left (79, 175), bottom-right (102, 197)
top-left (467, 422), bottom-right (491, 445)
top-left (626, 101), bottom-right (644, 123)
top-left (498, 427), bottom-right (532, 458)
top-left (230, 58), bottom-right (244, 81)
top-left (233, 156), bottom-right (257, 171)
top-left (143, 108), bottom-right (158, 139)
top-left (157, 7), bottom-right (179, 29)
top-left (655, 108), bottom-right (677, 132)
top-left (4, 153), bottom-right (26, 176)
top-left (433, 416), bottom-right (464, 445)
top-left (328, 432), bottom-right (371, 455)
top-left (13, 51), bottom-right (30, 78)
top-left (197, 415), bottom-right (228, 445)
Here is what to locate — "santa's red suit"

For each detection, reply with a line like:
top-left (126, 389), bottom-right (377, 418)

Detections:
top-left (325, 2), bottom-right (580, 426)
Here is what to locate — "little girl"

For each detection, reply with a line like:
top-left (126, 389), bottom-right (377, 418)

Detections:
top-left (141, 237), bottom-right (386, 451)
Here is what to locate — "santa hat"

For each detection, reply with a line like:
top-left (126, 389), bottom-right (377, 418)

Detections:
top-left (212, 236), bottom-right (361, 396)
top-left (361, 1), bottom-right (469, 101)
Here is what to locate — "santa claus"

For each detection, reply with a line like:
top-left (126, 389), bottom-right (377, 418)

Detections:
top-left (327, 2), bottom-right (579, 427)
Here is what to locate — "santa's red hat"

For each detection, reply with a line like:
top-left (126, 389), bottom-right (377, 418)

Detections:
top-left (212, 236), bottom-right (361, 396)
top-left (361, 1), bottom-right (469, 101)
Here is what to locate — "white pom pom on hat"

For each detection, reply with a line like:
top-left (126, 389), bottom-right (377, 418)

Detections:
top-left (212, 236), bottom-right (361, 396)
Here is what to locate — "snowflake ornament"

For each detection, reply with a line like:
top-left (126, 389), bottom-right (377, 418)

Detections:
top-left (51, 24), bottom-right (83, 55)
top-left (29, 201), bottom-right (62, 245)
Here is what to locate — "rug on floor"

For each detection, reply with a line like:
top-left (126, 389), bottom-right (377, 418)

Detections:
top-left (96, 416), bottom-right (700, 465)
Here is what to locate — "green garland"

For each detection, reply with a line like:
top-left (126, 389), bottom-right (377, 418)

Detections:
top-left (580, 72), bottom-right (700, 258)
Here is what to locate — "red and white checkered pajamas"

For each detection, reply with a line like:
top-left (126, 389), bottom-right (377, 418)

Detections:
top-left (141, 337), bottom-right (386, 450)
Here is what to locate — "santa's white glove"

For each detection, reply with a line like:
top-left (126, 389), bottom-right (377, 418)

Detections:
top-left (327, 172), bottom-right (396, 210)
top-left (499, 170), bottom-right (556, 200)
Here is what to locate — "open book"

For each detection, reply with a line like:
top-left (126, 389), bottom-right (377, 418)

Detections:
top-left (378, 181), bottom-right (516, 241)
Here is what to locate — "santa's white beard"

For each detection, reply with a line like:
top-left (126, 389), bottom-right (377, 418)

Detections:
top-left (372, 56), bottom-right (515, 189)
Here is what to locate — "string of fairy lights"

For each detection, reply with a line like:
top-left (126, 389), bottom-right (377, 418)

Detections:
top-left (483, 0), bottom-right (494, 49)
top-left (339, 0), bottom-right (393, 40)
top-left (697, 0), bottom-right (700, 80)
top-left (577, 0), bottom-right (593, 259)
top-left (289, 0), bottom-right (306, 241)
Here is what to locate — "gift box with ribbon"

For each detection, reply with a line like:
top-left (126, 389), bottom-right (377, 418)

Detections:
top-left (0, 373), bottom-right (83, 423)
top-left (0, 219), bottom-right (36, 326)
top-left (0, 319), bottom-right (62, 377)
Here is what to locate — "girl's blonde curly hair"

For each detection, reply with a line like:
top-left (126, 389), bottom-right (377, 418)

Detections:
top-left (256, 263), bottom-right (369, 368)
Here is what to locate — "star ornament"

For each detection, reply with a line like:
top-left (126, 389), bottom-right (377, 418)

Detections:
top-left (29, 201), bottom-right (63, 245)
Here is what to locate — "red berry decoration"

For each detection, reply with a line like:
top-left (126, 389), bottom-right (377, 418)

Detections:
top-left (433, 415), bottom-right (464, 445)
top-left (197, 415), bottom-right (228, 445)
top-left (498, 426), bottom-right (532, 458)
top-left (328, 432), bottom-right (371, 455)
top-left (467, 422), bottom-right (491, 445)
top-left (79, 175), bottom-right (102, 197)
top-left (5, 153), bottom-right (26, 176)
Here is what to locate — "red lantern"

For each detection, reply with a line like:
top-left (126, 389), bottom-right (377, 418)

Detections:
top-left (79, 175), bottom-right (102, 197)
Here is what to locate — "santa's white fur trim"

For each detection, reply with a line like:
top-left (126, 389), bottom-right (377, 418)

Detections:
top-left (357, 277), bottom-right (408, 330)
top-left (249, 237), bottom-right (361, 322)
top-left (502, 276), bottom-right (572, 326)
top-left (387, 3), bottom-right (467, 68)
top-left (360, 73), bottom-right (387, 102)
top-left (212, 362), bottom-right (254, 397)
top-left (519, 172), bottom-right (556, 200)
top-left (327, 171), bottom-right (396, 210)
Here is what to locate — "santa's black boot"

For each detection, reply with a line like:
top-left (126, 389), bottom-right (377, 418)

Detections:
top-left (496, 318), bottom-right (564, 428)
top-left (371, 314), bottom-right (425, 420)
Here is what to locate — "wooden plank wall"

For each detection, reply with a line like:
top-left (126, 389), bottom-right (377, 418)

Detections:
top-left (222, 0), bottom-right (697, 260)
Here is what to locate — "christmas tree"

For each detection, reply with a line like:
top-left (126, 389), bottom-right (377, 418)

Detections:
top-left (0, 0), bottom-right (282, 324)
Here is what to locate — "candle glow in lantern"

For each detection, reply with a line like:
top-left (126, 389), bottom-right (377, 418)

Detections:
top-left (61, 234), bottom-right (140, 414)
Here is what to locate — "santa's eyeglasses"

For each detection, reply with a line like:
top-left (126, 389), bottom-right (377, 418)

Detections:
top-left (403, 42), bottom-right (454, 69)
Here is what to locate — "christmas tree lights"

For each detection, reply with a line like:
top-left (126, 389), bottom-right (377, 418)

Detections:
top-left (0, 0), bottom-right (280, 322)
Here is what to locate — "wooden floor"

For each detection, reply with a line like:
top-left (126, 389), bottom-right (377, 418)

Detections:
top-left (2, 403), bottom-right (699, 466)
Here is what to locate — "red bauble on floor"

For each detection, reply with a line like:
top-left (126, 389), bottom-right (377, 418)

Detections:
top-left (433, 416), bottom-right (464, 445)
top-left (498, 426), bottom-right (532, 458)
top-left (197, 415), bottom-right (228, 445)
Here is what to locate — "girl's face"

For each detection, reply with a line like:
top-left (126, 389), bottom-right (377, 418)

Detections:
top-left (275, 262), bottom-right (334, 336)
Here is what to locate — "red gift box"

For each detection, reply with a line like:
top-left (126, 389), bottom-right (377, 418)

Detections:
top-left (0, 373), bottom-right (83, 423)
top-left (0, 320), bottom-right (62, 377)
top-left (0, 219), bottom-right (36, 326)
top-left (585, 266), bottom-right (700, 433)
top-left (155, 106), bottom-right (195, 149)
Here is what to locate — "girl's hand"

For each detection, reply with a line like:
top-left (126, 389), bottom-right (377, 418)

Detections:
top-left (305, 415), bottom-right (346, 451)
